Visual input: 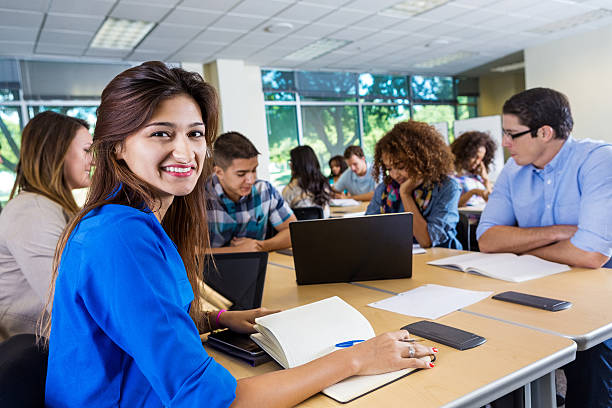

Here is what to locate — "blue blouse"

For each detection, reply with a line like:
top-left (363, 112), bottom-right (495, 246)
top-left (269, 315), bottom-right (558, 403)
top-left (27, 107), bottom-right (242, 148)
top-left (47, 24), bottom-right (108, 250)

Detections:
top-left (366, 177), bottom-right (462, 249)
top-left (45, 204), bottom-right (237, 407)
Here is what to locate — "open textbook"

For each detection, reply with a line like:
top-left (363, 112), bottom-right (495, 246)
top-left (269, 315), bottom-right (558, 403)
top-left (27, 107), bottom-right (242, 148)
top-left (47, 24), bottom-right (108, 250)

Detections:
top-left (250, 296), bottom-right (431, 403)
top-left (428, 252), bottom-right (570, 283)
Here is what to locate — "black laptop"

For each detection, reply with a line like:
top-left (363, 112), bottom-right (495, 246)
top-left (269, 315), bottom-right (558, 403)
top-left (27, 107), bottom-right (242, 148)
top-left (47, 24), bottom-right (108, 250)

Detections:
top-left (289, 212), bottom-right (413, 285)
top-left (203, 252), bottom-right (268, 310)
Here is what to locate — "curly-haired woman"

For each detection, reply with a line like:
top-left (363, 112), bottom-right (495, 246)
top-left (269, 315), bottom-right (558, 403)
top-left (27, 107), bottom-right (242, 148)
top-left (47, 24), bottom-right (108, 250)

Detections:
top-left (366, 121), bottom-right (461, 249)
top-left (450, 131), bottom-right (497, 207)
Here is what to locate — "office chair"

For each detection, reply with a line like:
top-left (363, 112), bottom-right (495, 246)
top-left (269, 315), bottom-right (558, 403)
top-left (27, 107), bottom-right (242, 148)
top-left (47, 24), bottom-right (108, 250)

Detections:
top-left (0, 333), bottom-right (48, 407)
top-left (456, 212), bottom-right (471, 251)
top-left (291, 206), bottom-right (324, 221)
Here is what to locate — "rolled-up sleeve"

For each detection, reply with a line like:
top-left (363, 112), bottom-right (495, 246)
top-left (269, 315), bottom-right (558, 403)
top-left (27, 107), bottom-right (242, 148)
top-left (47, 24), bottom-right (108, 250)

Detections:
top-left (267, 183), bottom-right (293, 227)
top-left (571, 146), bottom-right (612, 257)
top-left (476, 167), bottom-right (516, 239)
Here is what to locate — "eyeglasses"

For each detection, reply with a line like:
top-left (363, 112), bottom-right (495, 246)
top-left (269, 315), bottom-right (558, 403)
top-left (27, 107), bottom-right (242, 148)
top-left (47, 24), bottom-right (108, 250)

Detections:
top-left (502, 128), bottom-right (534, 139)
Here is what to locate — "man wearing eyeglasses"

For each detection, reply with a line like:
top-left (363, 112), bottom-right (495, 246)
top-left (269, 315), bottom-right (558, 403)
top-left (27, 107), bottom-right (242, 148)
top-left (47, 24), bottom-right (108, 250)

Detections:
top-left (477, 87), bottom-right (612, 408)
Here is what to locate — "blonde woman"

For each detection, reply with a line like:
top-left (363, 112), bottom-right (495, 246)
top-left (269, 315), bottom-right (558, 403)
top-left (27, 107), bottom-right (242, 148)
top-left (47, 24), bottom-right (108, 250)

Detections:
top-left (0, 111), bottom-right (92, 339)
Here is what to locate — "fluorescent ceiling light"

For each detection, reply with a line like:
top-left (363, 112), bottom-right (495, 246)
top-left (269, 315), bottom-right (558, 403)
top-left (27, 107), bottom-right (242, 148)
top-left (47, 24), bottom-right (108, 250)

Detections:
top-left (91, 17), bottom-right (155, 50)
top-left (491, 62), bottom-right (525, 73)
top-left (529, 9), bottom-right (612, 34)
top-left (414, 51), bottom-right (477, 68)
top-left (380, 0), bottom-right (449, 18)
top-left (284, 38), bottom-right (350, 61)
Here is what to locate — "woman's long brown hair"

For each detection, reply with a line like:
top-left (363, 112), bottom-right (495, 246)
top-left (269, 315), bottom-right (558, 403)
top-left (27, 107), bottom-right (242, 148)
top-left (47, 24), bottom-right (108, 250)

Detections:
top-left (40, 61), bottom-right (219, 341)
top-left (11, 111), bottom-right (89, 216)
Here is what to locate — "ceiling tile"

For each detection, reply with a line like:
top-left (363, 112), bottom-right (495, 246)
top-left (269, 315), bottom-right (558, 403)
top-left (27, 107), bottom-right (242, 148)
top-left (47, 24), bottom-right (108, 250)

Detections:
top-left (110, 2), bottom-right (172, 22)
top-left (316, 9), bottom-right (370, 26)
top-left (38, 29), bottom-right (93, 47)
top-left (387, 17), bottom-right (437, 33)
top-left (0, 0), bottom-right (49, 12)
top-left (484, 0), bottom-right (539, 15)
top-left (194, 28), bottom-right (246, 44)
top-left (146, 23), bottom-right (202, 40)
top-left (0, 26), bottom-right (39, 42)
top-left (329, 26), bottom-right (376, 41)
top-left (209, 13), bottom-right (268, 31)
top-left (48, 0), bottom-right (113, 15)
top-left (176, 41), bottom-right (225, 56)
top-left (179, 0), bottom-right (242, 12)
top-left (231, 32), bottom-right (286, 48)
top-left (86, 47), bottom-right (132, 58)
top-left (231, 0), bottom-right (292, 17)
top-left (0, 41), bottom-right (35, 55)
top-left (270, 36), bottom-right (315, 49)
top-left (346, 0), bottom-right (407, 13)
top-left (44, 13), bottom-right (105, 33)
top-left (129, 49), bottom-right (172, 61)
top-left (217, 44), bottom-right (260, 58)
top-left (164, 7), bottom-right (221, 27)
top-left (293, 22), bottom-right (341, 37)
top-left (137, 35), bottom-right (187, 51)
top-left (416, 3), bottom-right (474, 21)
top-left (354, 13), bottom-right (408, 29)
top-left (274, 2), bottom-right (334, 22)
top-left (0, 9), bottom-right (44, 27)
top-left (172, 52), bottom-right (214, 62)
top-left (35, 42), bottom-right (84, 55)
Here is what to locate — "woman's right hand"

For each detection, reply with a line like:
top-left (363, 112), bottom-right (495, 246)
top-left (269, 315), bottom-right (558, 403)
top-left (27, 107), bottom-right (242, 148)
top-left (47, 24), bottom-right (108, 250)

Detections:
top-left (345, 330), bottom-right (437, 376)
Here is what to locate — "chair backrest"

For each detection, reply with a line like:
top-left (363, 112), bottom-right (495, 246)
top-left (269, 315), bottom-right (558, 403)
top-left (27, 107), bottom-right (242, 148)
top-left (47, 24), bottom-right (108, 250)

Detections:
top-left (291, 206), bottom-right (324, 221)
top-left (456, 212), bottom-right (480, 252)
top-left (0, 333), bottom-right (48, 407)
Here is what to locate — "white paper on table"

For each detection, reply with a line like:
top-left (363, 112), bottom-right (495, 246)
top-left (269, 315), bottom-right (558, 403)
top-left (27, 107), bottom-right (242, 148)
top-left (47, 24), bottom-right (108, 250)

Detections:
top-left (413, 243), bottom-right (426, 254)
top-left (368, 284), bottom-right (492, 319)
top-left (342, 211), bottom-right (366, 218)
top-left (330, 198), bottom-right (361, 207)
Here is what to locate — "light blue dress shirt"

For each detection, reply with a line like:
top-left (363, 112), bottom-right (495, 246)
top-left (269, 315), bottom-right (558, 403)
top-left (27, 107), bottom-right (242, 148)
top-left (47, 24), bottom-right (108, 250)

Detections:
top-left (366, 177), bottom-right (462, 249)
top-left (333, 164), bottom-right (376, 196)
top-left (46, 204), bottom-right (237, 407)
top-left (477, 137), bottom-right (612, 264)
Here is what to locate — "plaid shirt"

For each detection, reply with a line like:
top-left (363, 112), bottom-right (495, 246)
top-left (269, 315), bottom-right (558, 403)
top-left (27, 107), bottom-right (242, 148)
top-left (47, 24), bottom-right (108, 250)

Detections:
top-left (205, 175), bottom-right (293, 247)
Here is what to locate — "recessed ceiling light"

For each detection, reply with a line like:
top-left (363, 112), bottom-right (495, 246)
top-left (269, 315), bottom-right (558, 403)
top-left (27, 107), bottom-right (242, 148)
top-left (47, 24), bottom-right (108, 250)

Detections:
top-left (528, 8), bottom-right (612, 34)
top-left (264, 22), bottom-right (294, 34)
top-left (284, 38), bottom-right (350, 61)
top-left (490, 62), bottom-right (525, 73)
top-left (91, 17), bottom-right (155, 50)
top-left (424, 38), bottom-right (452, 47)
top-left (380, 0), bottom-right (450, 18)
top-left (414, 51), bottom-right (477, 68)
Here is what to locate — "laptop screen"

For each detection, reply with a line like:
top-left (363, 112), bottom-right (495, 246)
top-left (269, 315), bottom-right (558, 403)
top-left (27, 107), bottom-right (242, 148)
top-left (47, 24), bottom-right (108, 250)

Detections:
top-left (203, 252), bottom-right (268, 310)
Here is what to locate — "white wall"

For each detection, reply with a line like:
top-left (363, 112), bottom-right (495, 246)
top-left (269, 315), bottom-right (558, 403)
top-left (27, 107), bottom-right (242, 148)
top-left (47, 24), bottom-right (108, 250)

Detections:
top-left (524, 25), bottom-right (612, 142)
top-left (203, 59), bottom-right (270, 180)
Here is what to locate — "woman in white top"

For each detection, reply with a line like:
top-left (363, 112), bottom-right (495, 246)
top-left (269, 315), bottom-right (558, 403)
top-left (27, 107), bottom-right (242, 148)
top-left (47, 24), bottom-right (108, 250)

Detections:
top-left (282, 145), bottom-right (332, 218)
top-left (0, 111), bottom-right (92, 339)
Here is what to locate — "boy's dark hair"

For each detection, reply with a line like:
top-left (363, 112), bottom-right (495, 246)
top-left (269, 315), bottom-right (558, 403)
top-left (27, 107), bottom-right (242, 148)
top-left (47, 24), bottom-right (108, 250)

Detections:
top-left (213, 131), bottom-right (260, 169)
top-left (502, 87), bottom-right (573, 140)
top-left (343, 145), bottom-right (364, 159)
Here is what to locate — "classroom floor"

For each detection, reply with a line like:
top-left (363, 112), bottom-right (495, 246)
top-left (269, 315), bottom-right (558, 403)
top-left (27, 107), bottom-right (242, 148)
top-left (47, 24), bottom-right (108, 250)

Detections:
top-left (556, 369), bottom-right (567, 407)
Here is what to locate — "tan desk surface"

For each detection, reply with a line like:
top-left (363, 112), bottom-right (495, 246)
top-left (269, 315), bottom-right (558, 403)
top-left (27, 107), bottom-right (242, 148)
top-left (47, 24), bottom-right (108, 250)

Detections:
top-left (329, 201), bottom-right (369, 217)
top-left (269, 251), bottom-right (295, 269)
top-left (361, 248), bottom-right (612, 350)
top-left (204, 263), bottom-right (575, 407)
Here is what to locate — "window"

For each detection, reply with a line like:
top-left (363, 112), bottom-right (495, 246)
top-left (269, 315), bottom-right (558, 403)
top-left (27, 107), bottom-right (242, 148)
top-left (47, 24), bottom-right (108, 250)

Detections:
top-left (262, 70), bottom-right (479, 188)
top-left (27, 106), bottom-right (97, 129)
top-left (0, 106), bottom-right (22, 202)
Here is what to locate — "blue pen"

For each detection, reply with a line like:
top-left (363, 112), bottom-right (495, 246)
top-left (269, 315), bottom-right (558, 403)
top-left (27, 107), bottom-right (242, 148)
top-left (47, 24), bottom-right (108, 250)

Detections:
top-left (335, 340), bottom-right (365, 348)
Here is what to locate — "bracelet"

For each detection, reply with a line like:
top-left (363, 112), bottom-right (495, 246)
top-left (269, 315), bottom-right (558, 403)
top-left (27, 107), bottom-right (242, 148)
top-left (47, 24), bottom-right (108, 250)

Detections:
top-left (216, 309), bottom-right (227, 328)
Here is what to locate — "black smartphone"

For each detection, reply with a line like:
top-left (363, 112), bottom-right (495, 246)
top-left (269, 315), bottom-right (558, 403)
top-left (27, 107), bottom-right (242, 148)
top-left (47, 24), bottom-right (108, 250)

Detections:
top-left (492, 291), bottom-right (572, 311)
top-left (401, 320), bottom-right (486, 350)
top-left (206, 330), bottom-right (265, 357)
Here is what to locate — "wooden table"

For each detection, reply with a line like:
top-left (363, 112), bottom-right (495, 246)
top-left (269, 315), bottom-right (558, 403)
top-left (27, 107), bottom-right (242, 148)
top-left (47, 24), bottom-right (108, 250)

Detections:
top-left (205, 262), bottom-right (576, 407)
top-left (329, 201), bottom-right (369, 218)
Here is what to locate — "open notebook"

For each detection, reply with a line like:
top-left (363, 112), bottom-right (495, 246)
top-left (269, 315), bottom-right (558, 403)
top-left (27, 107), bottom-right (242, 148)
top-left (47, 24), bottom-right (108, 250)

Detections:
top-left (250, 296), bottom-right (431, 403)
top-left (428, 252), bottom-right (570, 283)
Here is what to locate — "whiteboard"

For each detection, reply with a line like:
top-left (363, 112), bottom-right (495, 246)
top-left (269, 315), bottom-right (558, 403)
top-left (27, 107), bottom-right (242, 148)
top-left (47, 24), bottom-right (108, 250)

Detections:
top-left (431, 122), bottom-right (449, 144)
top-left (453, 115), bottom-right (504, 181)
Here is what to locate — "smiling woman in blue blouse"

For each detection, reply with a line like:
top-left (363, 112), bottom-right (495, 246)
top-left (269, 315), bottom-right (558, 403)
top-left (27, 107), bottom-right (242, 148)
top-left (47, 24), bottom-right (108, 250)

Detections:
top-left (41, 62), bottom-right (436, 407)
top-left (366, 121), bottom-right (461, 249)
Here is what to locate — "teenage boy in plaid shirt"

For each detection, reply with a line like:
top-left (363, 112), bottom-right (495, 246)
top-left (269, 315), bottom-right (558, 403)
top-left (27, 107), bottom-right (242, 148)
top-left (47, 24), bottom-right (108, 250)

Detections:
top-left (206, 132), bottom-right (296, 253)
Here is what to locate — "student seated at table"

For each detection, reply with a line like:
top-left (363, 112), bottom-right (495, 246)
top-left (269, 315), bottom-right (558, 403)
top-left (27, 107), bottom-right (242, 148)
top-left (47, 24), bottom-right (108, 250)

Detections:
top-left (328, 154), bottom-right (347, 186)
top-left (42, 61), bottom-right (437, 408)
top-left (331, 145), bottom-right (376, 201)
top-left (477, 87), bottom-right (612, 408)
top-left (205, 132), bottom-right (297, 253)
top-left (282, 145), bottom-right (332, 218)
top-left (366, 121), bottom-right (461, 249)
top-left (0, 111), bottom-right (92, 340)
top-left (450, 131), bottom-right (496, 207)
